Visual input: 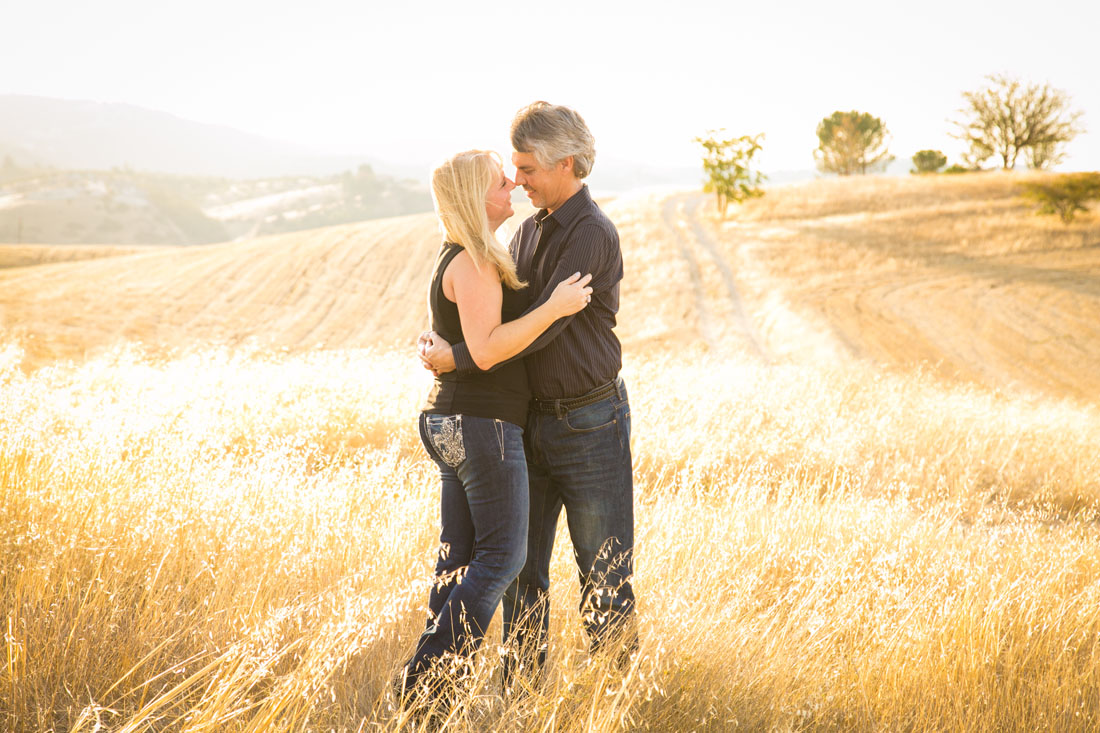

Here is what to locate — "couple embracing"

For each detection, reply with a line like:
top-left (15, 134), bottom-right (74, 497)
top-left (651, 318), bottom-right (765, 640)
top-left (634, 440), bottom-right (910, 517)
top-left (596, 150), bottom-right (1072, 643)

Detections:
top-left (400, 101), bottom-right (637, 702)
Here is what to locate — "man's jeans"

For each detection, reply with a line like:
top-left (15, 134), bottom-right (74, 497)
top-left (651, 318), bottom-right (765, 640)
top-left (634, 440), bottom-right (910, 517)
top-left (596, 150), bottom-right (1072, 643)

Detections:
top-left (407, 413), bottom-right (529, 686)
top-left (503, 376), bottom-right (637, 679)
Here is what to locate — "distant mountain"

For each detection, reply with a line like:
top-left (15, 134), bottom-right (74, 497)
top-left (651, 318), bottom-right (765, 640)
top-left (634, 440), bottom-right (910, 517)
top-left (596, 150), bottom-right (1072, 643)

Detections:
top-left (0, 96), bottom-right (439, 244)
top-left (587, 157), bottom-right (702, 195)
top-left (0, 95), bottom-right (394, 179)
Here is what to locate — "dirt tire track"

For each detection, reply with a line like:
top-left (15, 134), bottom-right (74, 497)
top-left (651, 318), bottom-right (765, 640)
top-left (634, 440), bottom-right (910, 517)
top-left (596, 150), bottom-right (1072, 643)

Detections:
top-left (660, 195), bottom-right (719, 348)
top-left (681, 193), bottom-right (774, 363)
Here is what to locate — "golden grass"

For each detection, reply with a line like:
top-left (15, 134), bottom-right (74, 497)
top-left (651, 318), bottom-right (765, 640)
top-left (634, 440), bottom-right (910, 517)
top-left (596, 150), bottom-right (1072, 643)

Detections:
top-left (0, 213), bottom-right (441, 367)
top-left (2, 342), bottom-right (1099, 731)
top-left (0, 244), bottom-right (155, 270)
top-left (688, 172), bottom-right (1100, 399)
top-left (4, 173), bottom-right (1100, 730)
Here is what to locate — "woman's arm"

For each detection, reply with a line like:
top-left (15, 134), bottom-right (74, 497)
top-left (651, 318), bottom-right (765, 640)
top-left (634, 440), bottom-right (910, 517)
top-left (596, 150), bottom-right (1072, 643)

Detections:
top-left (445, 250), bottom-right (591, 371)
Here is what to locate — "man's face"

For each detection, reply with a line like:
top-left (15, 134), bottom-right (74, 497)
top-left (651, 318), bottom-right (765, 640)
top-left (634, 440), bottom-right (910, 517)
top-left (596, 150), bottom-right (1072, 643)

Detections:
top-left (512, 151), bottom-right (571, 212)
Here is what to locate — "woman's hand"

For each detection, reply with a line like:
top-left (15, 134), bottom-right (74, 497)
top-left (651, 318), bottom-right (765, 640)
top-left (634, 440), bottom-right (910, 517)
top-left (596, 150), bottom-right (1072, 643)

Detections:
top-left (548, 272), bottom-right (594, 318)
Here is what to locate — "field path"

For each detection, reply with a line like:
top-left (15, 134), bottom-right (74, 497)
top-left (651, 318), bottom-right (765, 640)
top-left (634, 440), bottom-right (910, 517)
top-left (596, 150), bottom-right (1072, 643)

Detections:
top-left (681, 193), bottom-right (774, 362)
top-left (653, 193), bottom-right (772, 360)
top-left (659, 195), bottom-right (719, 348)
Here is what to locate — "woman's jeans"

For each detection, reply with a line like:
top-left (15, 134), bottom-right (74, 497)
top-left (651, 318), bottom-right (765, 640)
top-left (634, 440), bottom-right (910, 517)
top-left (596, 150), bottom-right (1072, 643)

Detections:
top-left (407, 412), bottom-right (528, 685)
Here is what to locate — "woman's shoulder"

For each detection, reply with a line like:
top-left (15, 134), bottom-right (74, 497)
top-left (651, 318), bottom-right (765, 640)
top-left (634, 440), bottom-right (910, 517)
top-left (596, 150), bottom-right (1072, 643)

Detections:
top-left (445, 247), bottom-right (500, 287)
top-left (444, 246), bottom-right (473, 274)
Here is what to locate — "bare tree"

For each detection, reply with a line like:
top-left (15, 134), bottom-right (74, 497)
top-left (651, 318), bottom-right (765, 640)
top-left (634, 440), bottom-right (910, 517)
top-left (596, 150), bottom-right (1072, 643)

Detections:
top-left (1026, 140), bottom-right (1067, 170)
top-left (953, 73), bottom-right (1083, 170)
top-left (814, 111), bottom-right (893, 176)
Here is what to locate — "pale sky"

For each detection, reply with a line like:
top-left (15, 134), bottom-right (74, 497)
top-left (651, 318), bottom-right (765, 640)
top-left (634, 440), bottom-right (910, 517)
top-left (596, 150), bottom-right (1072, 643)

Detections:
top-left (5, 0), bottom-right (1099, 175)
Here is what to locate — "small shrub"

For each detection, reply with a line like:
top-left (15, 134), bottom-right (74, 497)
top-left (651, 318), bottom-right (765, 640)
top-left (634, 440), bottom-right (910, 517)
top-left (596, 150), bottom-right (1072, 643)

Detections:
top-left (1020, 172), bottom-right (1100, 223)
top-left (942, 164), bottom-right (974, 175)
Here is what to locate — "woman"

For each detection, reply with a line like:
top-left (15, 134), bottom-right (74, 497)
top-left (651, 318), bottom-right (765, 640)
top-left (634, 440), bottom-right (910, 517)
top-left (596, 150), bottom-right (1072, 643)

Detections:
top-left (401, 150), bottom-right (591, 699)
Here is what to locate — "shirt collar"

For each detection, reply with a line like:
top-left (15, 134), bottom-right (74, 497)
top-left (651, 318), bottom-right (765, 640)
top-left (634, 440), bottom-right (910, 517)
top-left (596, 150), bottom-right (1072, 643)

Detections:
top-left (534, 184), bottom-right (591, 229)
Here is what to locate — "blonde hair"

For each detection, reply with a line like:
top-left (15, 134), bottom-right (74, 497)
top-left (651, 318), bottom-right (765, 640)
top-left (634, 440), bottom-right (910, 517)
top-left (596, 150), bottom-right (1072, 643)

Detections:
top-left (430, 150), bottom-right (525, 290)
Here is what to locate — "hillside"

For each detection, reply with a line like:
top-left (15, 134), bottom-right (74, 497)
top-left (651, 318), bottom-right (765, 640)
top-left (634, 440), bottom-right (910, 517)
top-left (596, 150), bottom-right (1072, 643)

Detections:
top-left (0, 243), bottom-right (154, 269)
top-left (0, 211), bottom-right (441, 365)
top-left (1, 172), bottom-right (1098, 400)
top-left (606, 172), bottom-right (1100, 400)
top-left (715, 172), bottom-right (1100, 399)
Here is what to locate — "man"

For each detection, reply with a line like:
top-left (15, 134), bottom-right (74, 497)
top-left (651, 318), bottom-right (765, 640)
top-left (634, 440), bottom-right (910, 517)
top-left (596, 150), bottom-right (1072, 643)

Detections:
top-left (419, 101), bottom-right (637, 680)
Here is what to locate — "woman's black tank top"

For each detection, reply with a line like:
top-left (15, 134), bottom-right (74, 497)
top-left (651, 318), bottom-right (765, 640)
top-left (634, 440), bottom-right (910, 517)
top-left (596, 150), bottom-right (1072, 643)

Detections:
top-left (420, 242), bottom-right (531, 427)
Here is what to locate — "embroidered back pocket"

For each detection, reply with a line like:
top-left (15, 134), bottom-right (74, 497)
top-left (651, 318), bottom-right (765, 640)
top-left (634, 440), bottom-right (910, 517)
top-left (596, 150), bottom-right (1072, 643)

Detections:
top-left (426, 414), bottom-right (465, 467)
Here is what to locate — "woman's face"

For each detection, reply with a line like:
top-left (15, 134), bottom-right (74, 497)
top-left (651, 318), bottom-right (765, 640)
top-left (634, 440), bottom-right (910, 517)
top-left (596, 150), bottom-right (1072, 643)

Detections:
top-left (485, 165), bottom-right (516, 231)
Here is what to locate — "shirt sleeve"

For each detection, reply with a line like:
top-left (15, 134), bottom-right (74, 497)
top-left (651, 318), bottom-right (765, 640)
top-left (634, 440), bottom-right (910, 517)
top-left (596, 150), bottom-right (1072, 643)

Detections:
top-left (510, 221), bottom-right (618, 358)
top-left (452, 339), bottom-right (478, 373)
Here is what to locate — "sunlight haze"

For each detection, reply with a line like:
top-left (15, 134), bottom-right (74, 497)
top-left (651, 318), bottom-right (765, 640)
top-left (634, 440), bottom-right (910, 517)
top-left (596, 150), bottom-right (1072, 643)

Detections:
top-left (5, 0), bottom-right (1099, 178)
top-left (6, 4), bottom-right (1100, 729)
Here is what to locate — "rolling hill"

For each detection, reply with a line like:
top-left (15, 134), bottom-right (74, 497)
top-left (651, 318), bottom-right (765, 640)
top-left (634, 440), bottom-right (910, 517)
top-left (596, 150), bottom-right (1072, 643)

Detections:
top-left (1, 172), bottom-right (1098, 400)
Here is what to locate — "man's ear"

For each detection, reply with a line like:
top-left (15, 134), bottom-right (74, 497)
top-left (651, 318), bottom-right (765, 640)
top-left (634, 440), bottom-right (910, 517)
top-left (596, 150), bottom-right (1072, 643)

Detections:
top-left (559, 155), bottom-right (575, 174)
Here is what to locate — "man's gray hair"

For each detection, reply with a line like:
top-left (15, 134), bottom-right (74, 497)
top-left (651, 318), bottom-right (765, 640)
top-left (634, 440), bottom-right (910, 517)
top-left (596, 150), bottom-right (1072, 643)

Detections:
top-left (511, 101), bottom-right (596, 179)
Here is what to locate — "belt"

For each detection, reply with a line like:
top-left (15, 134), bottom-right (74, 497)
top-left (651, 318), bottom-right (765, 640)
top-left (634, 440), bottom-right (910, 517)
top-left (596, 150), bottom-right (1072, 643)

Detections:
top-left (531, 379), bottom-right (619, 416)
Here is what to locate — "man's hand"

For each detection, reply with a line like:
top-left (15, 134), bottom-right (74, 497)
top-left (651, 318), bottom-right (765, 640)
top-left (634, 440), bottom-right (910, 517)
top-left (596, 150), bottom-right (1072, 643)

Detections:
top-left (417, 331), bottom-right (439, 376)
top-left (418, 331), bottom-right (456, 375)
top-left (417, 331), bottom-right (433, 365)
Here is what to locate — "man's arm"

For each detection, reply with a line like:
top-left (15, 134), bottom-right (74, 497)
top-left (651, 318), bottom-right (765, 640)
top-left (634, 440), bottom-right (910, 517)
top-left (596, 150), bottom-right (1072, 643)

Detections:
top-left (438, 221), bottom-right (618, 374)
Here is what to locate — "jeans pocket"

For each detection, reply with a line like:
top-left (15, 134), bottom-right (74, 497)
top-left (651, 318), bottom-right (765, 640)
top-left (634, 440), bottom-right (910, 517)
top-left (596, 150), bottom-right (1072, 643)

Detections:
top-left (563, 400), bottom-right (617, 434)
top-left (425, 414), bottom-right (466, 467)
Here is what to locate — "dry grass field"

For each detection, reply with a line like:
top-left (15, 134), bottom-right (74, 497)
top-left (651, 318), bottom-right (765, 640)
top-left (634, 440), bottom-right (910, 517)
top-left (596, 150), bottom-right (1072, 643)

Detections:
top-left (0, 212), bottom-right (441, 366)
top-left (0, 244), bottom-right (154, 271)
top-left (2, 172), bottom-right (1100, 731)
top-left (626, 172), bottom-right (1100, 399)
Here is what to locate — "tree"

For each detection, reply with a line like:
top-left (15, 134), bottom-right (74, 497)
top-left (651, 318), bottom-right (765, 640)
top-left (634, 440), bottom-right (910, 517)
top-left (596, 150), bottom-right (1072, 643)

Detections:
top-left (953, 73), bottom-right (1084, 170)
top-left (0, 155), bottom-right (20, 184)
top-left (911, 150), bottom-right (947, 174)
top-left (1026, 140), bottom-right (1066, 170)
top-left (694, 131), bottom-right (766, 218)
top-left (814, 111), bottom-right (893, 175)
top-left (341, 163), bottom-right (379, 198)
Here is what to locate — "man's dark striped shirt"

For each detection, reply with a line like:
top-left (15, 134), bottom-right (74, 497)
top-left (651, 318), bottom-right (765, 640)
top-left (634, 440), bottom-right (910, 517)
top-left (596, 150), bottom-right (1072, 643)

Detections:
top-left (450, 185), bottom-right (623, 400)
